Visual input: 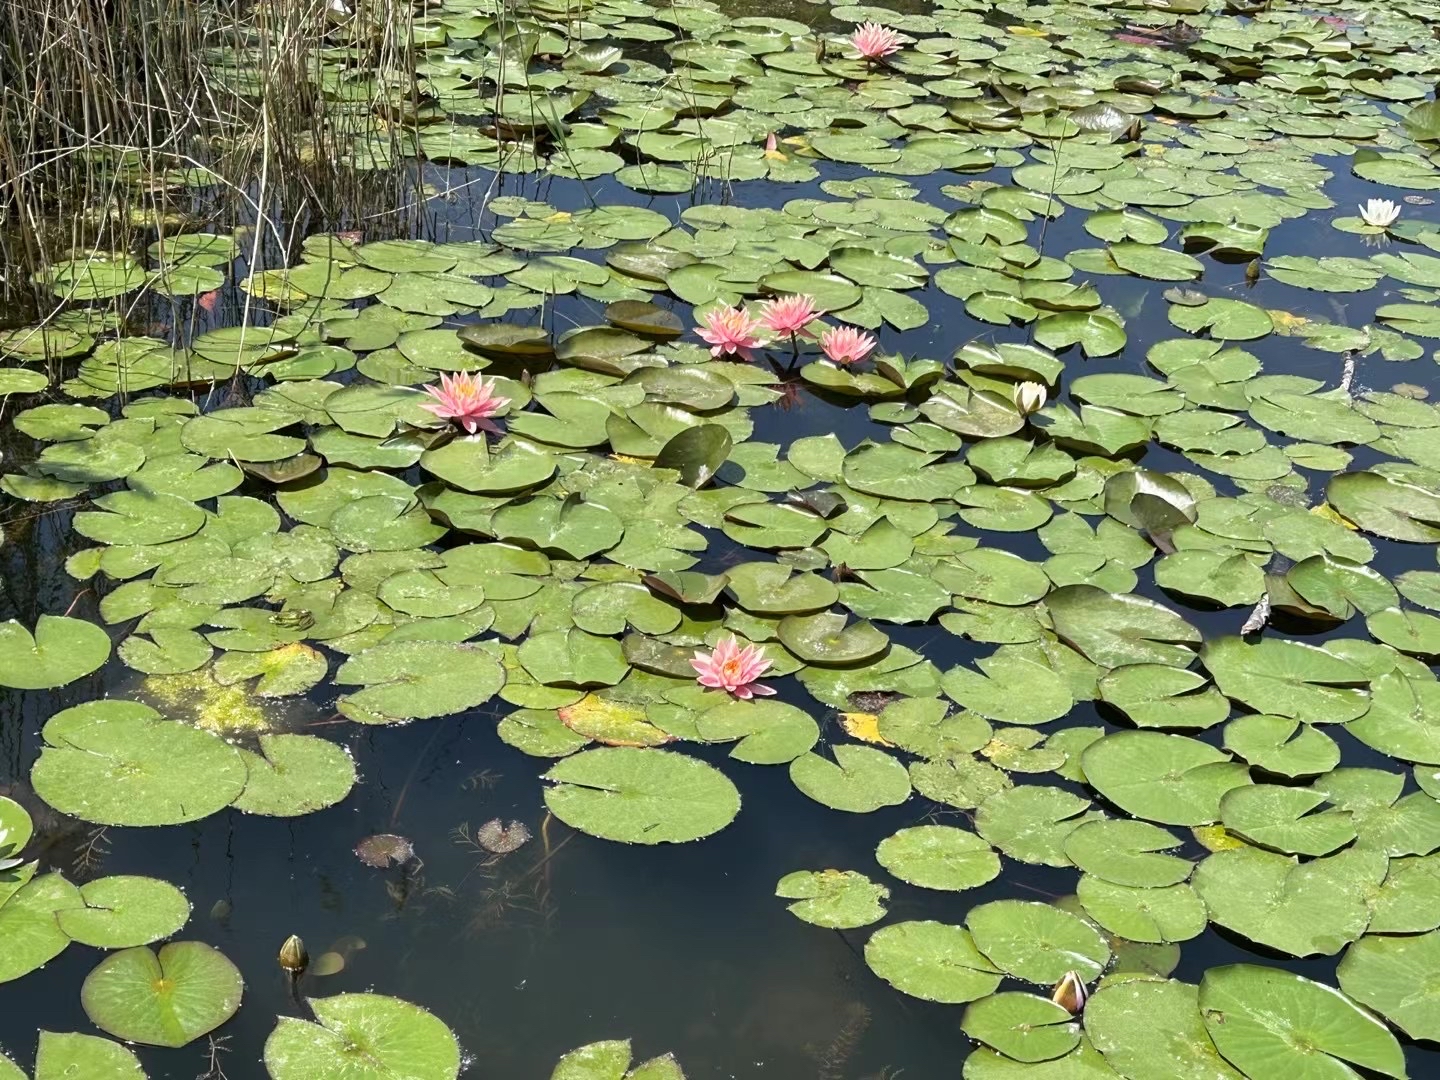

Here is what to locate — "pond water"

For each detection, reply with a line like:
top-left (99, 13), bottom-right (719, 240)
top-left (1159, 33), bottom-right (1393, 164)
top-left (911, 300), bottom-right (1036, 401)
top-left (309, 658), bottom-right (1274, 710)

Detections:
top-left (5, 0), bottom-right (1440, 1077)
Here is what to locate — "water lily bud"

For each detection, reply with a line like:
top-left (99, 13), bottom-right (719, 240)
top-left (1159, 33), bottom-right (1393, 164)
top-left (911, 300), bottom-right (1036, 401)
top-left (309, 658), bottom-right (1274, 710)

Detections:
top-left (278, 934), bottom-right (309, 974)
top-left (1051, 970), bottom-right (1087, 1014)
top-left (1012, 381), bottom-right (1048, 416)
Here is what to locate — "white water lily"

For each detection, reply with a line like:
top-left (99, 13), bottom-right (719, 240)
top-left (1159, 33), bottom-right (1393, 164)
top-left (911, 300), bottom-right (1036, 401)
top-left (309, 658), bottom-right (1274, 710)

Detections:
top-left (1012, 380), bottom-right (1048, 416)
top-left (1359, 199), bottom-right (1401, 229)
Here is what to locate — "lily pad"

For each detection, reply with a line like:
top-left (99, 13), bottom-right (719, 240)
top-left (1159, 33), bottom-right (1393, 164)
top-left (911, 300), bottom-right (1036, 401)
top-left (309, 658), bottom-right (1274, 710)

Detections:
top-left (81, 942), bottom-right (243, 1048)
top-left (264, 993), bottom-right (460, 1080)
top-left (542, 748), bottom-right (740, 844)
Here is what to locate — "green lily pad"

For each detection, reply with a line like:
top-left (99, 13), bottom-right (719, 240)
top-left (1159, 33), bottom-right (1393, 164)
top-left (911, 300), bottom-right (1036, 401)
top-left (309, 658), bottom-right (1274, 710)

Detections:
top-left (335, 641), bottom-right (504, 722)
top-left (789, 745), bottom-right (910, 813)
top-left (31, 701), bottom-right (247, 826)
top-left (775, 869), bottom-right (889, 929)
top-left (0, 873), bottom-right (83, 983)
top-left (962, 993), bottom-right (1080, 1064)
top-left (264, 993), bottom-right (460, 1080)
top-left (233, 734), bottom-right (357, 817)
top-left (0, 615), bottom-right (112, 690)
top-left (56, 876), bottom-right (191, 949)
top-left (1085, 979), bottom-right (1242, 1080)
top-left (549, 1040), bottom-right (683, 1080)
top-left (967, 900), bottom-right (1111, 983)
top-left (1337, 930), bottom-right (1440, 1044)
top-left (81, 942), bottom-right (243, 1048)
top-left (864, 921), bottom-right (1002, 1004)
top-left (875, 825), bottom-right (1001, 891)
top-left (542, 748), bottom-right (740, 844)
top-left (1082, 731), bottom-right (1251, 826)
top-left (33, 1031), bottom-right (146, 1080)
top-left (1199, 964), bottom-right (1405, 1080)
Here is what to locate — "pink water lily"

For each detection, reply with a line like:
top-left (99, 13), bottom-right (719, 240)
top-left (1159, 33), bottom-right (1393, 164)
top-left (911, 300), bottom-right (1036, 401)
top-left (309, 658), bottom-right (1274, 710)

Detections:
top-left (696, 304), bottom-right (768, 361)
top-left (759, 294), bottom-right (824, 338)
top-left (691, 636), bottom-right (776, 700)
top-left (820, 325), bottom-right (878, 366)
top-left (850, 21), bottom-right (902, 60)
top-left (419, 371), bottom-right (510, 434)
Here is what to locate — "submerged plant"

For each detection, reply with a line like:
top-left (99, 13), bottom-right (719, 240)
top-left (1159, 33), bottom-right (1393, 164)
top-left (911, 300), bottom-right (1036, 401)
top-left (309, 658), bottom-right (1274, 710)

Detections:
top-left (691, 637), bottom-right (776, 700)
top-left (419, 372), bottom-right (510, 435)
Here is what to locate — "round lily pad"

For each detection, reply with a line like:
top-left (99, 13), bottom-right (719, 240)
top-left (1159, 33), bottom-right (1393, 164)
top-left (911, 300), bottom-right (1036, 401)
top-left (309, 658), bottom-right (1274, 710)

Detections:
top-left (264, 993), bottom-right (460, 1080)
top-left (967, 900), bottom-right (1111, 983)
top-left (961, 992), bottom-right (1080, 1064)
top-left (81, 941), bottom-right (243, 1048)
top-left (864, 921), bottom-right (1002, 1004)
top-left (1081, 731), bottom-right (1251, 826)
top-left (0, 615), bottom-right (112, 690)
top-left (875, 825), bottom-right (1001, 891)
top-left (34, 1031), bottom-right (146, 1080)
top-left (1199, 964), bottom-right (1406, 1080)
top-left (56, 876), bottom-right (191, 949)
top-left (233, 734), bottom-right (357, 817)
top-left (775, 869), bottom-right (888, 929)
top-left (335, 641), bottom-right (504, 722)
top-left (1337, 930), bottom-right (1440, 1043)
top-left (788, 745), bottom-right (910, 813)
top-left (31, 701), bottom-right (247, 826)
top-left (542, 748), bottom-right (740, 844)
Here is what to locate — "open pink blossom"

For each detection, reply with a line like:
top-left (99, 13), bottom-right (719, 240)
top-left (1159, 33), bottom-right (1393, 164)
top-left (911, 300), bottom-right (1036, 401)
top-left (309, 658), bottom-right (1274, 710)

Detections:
top-left (690, 636), bottom-right (776, 700)
top-left (850, 22), bottom-right (902, 60)
top-left (820, 325), bottom-right (877, 365)
top-left (419, 371), bottom-right (510, 434)
top-left (696, 304), bottom-right (768, 361)
top-left (759, 294), bottom-right (823, 337)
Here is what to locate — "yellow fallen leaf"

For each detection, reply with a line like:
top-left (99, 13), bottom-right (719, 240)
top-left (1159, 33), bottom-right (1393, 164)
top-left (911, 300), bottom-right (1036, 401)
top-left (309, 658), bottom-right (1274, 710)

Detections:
top-left (1008, 25), bottom-right (1049, 36)
top-left (840, 711), bottom-right (892, 746)
top-left (1267, 309), bottom-right (1311, 334)
top-left (545, 211), bottom-right (573, 223)
top-left (1312, 503), bottom-right (1358, 531)
top-left (1191, 824), bottom-right (1247, 852)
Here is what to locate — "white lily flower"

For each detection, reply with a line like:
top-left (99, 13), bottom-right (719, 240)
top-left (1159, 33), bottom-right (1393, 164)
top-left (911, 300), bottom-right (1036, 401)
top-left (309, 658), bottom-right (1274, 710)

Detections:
top-left (1359, 199), bottom-right (1401, 229)
top-left (1012, 380), bottom-right (1048, 416)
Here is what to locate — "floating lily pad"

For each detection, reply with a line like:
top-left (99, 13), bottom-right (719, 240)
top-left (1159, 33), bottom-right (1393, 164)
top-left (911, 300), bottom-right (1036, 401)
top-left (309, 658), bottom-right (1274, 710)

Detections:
top-left (542, 748), bottom-right (740, 844)
top-left (56, 876), bottom-right (191, 949)
top-left (82, 942), bottom-right (243, 1048)
top-left (1199, 965), bottom-right (1405, 1080)
top-left (875, 825), bottom-right (1001, 891)
top-left (31, 701), bottom-right (247, 826)
top-left (775, 869), bottom-right (888, 929)
top-left (864, 921), bottom-right (1002, 1004)
top-left (0, 615), bottom-right (112, 690)
top-left (264, 993), bottom-right (460, 1080)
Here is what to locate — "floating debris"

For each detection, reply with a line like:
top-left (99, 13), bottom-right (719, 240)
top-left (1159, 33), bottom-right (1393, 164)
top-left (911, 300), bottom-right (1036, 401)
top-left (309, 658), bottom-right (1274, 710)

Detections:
top-left (476, 819), bottom-right (532, 855)
top-left (355, 833), bottom-right (415, 868)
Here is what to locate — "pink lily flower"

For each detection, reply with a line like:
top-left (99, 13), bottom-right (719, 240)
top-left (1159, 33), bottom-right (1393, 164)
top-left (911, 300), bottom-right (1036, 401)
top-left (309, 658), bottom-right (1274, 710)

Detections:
top-left (690, 636), bottom-right (776, 700)
top-left (759, 294), bottom-right (824, 338)
top-left (419, 371), bottom-right (511, 434)
top-left (820, 326), bottom-right (878, 366)
top-left (696, 304), bottom-right (768, 361)
top-left (850, 22), bottom-right (902, 60)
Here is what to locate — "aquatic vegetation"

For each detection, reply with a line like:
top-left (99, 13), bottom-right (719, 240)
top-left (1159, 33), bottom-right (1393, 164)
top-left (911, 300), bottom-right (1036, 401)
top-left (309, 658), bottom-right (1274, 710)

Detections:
top-left (418, 372), bottom-right (511, 435)
top-left (1360, 199), bottom-right (1402, 229)
top-left (819, 326), bottom-right (878, 366)
top-left (696, 305), bottom-right (768, 361)
top-left (1011, 382), bottom-right (1048, 417)
top-left (141, 669), bottom-right (271, 735)
top-left (7, 0), bottom-right (1440, 1072)
top-left (759, 294), bottom-right (824, 339)
top-left (1051, 971), bottom-right (1088, 1014)
top-left (690, 637), bottom-right (776, 700)
top-left (849, 22), bottom-right (903, 61)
